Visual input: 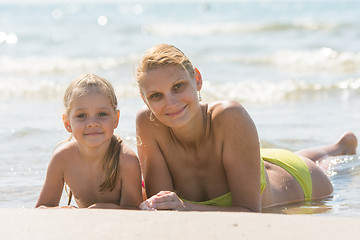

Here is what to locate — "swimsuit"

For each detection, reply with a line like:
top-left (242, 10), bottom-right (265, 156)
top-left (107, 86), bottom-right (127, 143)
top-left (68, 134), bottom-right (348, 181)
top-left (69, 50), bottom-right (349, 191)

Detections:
top-left (181, 148), bottom-right (312, 206)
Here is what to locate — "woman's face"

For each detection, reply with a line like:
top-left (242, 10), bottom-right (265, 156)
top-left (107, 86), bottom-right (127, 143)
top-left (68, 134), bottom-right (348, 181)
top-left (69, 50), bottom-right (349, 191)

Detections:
top-left (139, 65), bottom-right (202, 128)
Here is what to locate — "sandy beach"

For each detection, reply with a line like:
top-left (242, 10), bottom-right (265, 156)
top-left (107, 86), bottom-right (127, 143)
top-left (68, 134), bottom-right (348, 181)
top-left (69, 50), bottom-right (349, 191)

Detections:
top-left (1, 209), bottom-right (359, 240)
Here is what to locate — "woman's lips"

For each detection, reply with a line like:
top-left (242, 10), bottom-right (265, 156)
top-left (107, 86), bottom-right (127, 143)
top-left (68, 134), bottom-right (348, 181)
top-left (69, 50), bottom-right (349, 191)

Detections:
top-left (166, 105), bottom-right (187, 118)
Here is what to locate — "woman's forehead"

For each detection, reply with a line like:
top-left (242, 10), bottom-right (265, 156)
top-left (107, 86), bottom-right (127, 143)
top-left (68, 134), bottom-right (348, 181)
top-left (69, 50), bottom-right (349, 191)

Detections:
top-left (140, 66), bottom-right (191, 86)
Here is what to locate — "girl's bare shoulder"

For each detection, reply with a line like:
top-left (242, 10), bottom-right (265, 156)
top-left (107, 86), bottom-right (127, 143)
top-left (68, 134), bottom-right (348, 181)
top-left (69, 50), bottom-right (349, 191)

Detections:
top-left (51, 140), bottom-right (78, 162)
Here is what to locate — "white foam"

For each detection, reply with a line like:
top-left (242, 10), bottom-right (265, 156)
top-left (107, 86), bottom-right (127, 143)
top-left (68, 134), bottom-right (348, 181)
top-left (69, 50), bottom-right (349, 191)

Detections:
top-left (0, 56), bottom-right (129, 75)
top-left (222, 48), bottom-right (360, 73)
top-left (202, 77), bottom-right (360, 103)
top-left (144, 20), bottom-right (339, 36)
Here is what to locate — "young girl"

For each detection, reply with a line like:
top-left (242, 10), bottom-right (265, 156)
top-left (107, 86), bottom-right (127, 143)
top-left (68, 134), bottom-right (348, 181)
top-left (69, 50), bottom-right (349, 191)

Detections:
top-left (136, 44), bottom-right (357, 212)
top-left (36, 73), bottom-right (142, 209)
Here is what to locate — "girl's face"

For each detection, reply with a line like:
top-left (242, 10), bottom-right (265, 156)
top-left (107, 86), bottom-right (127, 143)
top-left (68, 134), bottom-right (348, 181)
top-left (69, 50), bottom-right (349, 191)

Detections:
top-left (140, 65), bottom-right (202, 128)
top-left (63, 91), bottom-right (119, 149)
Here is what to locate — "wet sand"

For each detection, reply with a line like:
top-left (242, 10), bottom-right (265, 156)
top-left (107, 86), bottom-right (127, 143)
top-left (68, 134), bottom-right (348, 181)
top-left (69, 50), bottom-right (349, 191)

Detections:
top-left (1, 209), bottom-right (359, 239)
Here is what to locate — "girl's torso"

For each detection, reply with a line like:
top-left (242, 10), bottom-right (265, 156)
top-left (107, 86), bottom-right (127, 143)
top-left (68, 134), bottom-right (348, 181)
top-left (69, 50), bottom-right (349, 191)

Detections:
top-left (60, 141), bottom-right (122, 208)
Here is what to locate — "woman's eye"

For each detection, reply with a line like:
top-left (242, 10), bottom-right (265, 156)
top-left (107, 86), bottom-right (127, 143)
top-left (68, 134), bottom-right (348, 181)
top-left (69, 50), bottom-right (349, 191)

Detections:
top-left (149, 93), bottom-right (162, 99)
top-left (174, 82), bottom-right (184, 90)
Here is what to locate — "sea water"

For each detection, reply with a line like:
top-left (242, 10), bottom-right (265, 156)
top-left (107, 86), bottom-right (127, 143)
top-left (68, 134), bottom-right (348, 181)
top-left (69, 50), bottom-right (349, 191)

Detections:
top-left (0, 0), bottom-right (360, 216)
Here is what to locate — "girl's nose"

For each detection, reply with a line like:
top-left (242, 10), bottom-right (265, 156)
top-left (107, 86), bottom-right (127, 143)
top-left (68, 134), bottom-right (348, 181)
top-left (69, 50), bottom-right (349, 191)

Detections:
top-left (86, 118), bottom-right (100, 128)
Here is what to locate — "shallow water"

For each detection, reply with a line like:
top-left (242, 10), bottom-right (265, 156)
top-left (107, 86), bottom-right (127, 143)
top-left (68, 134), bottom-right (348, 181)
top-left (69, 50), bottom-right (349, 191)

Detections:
top-left (0, 0), bottom-right (360, 215)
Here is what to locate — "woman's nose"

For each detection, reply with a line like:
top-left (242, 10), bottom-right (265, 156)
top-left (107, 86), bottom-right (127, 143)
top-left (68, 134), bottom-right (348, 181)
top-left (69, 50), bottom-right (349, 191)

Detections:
top-left (165, 93), bottom-right (178, 107)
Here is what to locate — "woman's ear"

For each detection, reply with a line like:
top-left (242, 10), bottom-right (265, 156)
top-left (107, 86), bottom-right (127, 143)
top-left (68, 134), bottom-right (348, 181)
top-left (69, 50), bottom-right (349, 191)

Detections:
top-left (194, 68), bottom-right (203, 91)
top-left (62, 114), bottom-right (72, 133)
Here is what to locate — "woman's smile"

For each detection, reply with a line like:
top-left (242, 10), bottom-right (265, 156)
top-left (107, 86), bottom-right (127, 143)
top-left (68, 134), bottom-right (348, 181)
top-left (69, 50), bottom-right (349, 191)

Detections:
top-left (165, 105), bottom-right (187, 118)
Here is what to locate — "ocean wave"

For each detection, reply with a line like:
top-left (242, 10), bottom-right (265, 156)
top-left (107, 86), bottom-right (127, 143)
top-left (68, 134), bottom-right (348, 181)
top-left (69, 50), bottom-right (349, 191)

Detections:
top-left (215, 48), bottom-right (360, 73)
top-left (1, 74), bottom-right (360, 103)
top-left (0, 55), bottom-right (135, 75)
top-left (143, 20), bottom-right (340, 36)
top-left (0, 77), bottom-right (140, 100)
top-left (203, 77), bottom-right (360, 103)
top-left (0, 78), bottom-right (65, 100)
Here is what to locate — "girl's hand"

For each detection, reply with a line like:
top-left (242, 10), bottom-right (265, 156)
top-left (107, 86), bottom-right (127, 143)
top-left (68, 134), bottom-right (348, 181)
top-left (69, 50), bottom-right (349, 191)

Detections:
top-left (59, 205), bottom-right (78, 209)
top-left (139, 191), bottom-right (185, 211)
top-left (36, 205), bottom-right (77, 209)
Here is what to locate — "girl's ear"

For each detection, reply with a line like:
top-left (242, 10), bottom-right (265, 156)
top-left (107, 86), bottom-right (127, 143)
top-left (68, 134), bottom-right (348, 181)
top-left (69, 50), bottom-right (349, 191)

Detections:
top-left (194, 68), bottom-right (203, 91)
top-left (114, 110), bottom-right (120, 128)
top-left (62, 114), bottom-right (72, 133)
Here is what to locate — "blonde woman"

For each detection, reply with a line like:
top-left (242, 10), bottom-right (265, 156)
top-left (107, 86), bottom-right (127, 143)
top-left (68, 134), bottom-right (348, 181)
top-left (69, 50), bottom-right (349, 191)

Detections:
top-left (136, 44), bottom-right (357, 212)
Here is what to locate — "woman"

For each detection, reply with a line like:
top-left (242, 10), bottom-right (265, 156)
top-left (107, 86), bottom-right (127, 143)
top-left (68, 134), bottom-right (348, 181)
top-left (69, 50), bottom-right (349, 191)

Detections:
top-left (135, 43), bottom-right (357, 212)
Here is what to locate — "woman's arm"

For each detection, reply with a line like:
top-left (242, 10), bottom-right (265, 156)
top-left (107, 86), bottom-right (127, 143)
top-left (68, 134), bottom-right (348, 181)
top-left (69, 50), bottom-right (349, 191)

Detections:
top-left (136, 108), bottom-right (174, 197)
top-left (218, 101), bottom-right (262, 212)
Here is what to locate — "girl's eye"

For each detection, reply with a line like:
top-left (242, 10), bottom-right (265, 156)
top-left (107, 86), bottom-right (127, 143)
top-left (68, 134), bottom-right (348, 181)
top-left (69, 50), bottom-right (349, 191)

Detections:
top-left (98, 112), bottom-right (108, 117)
top-left (76, 114), bottom-right (86, 119)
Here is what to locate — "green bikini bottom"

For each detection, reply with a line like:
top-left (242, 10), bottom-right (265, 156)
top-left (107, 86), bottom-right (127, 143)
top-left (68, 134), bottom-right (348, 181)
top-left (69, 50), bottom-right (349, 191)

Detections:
top-left (181, 148), bottom-right (313, 206)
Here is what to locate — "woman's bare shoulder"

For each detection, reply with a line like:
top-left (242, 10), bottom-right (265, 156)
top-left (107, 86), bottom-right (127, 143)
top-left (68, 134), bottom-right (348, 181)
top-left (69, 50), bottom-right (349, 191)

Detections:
top-left (208, 101), bottom-right (248, 121)
top-left (207, 101), bottom-right (255, 137)
top-left (136, 106), bottom-right (152, 122)
top-left (136, 106), bottom-right (167, 132)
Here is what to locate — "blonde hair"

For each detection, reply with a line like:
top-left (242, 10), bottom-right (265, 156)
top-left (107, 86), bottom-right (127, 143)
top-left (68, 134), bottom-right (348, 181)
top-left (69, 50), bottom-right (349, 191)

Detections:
top-left (63, 73), bottom-right (122, 193)
top-left (136, 44), bottom-right (195, 89)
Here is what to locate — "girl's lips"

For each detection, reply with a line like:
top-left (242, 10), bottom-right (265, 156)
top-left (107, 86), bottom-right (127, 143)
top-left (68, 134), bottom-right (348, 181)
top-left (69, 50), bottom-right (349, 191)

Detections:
top-left (166, 105), bottom-right (187, 117)
top-left (84, 132), bottom-right (103, 136)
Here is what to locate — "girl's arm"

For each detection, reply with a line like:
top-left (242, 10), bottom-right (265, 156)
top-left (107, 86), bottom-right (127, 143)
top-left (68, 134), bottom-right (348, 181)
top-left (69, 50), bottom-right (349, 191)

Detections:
top-left (118, 145), bottom-right (143, 209)
top-left (35, 152), bottom-right (66, 208)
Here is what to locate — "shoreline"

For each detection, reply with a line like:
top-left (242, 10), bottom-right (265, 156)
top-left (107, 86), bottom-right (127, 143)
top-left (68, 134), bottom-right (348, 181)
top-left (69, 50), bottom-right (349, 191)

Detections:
top-left (1, 209), bottom-right (359, 239)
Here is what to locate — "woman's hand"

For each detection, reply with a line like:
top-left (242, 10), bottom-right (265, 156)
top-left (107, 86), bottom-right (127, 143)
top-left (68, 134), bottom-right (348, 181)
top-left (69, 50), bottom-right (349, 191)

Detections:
top-left (139, 191), bottom-right (185, 211)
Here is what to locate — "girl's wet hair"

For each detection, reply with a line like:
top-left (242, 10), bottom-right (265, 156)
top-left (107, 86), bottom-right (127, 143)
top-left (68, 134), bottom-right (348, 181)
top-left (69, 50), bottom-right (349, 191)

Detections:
top-left (63, 73), bottom-right (122, 193)
top-left (136, 43), bottom-right (195, 89)
top-left (64, 73), bottom-right (118, 115)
